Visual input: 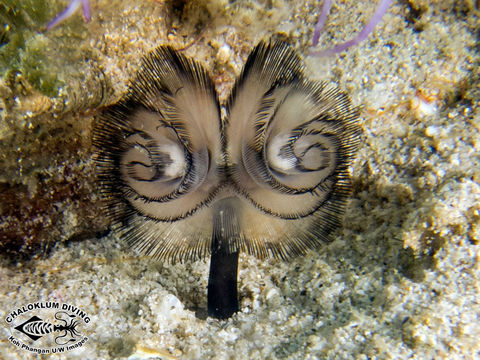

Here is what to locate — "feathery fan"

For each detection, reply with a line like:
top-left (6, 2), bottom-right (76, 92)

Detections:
top-left (93, 40), bottom-right (360, 318)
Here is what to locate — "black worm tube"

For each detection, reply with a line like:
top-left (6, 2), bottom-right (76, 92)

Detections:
top-left (207, 199), bottom-right (240, 319)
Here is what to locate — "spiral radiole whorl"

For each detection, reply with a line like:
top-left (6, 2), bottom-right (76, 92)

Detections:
top-left (226, 41), bottom-right (360, 221)
top-left (93, 46), bottom-right (223, 261)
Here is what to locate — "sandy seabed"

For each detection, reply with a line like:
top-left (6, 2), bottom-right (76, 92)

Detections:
top-left (0, 0), bottom-right (479, 359)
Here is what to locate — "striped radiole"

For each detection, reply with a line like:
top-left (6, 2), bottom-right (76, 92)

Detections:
top-left (93, 40), bottom-right (361, 318)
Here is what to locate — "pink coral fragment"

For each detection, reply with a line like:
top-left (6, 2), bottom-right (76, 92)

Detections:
top-left (310, 0), bottom-right (393, 57)
top-left (47, 0), bottom-right (91, 30)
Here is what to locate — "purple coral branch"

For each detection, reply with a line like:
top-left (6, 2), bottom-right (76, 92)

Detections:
top-left (311, 0), bottom-right (332, 47)
top-left (47, 0), bottom-right (91, 30)
top-left (310, 0), bottom-right (393, 57)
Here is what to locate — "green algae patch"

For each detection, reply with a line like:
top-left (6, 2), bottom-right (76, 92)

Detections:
top-left (0, 0), bottom-right (90, 97)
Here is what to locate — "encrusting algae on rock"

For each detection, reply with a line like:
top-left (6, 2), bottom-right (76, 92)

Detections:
top-left (0, 0), bottom-right (110, 256)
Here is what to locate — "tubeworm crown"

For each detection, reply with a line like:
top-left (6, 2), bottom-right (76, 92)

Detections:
top-left (93, 40), bottom-right (360, 318)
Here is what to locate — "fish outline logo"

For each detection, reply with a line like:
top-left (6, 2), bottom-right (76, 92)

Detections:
top-left (4, 301), bottom-right (89, 354)
top-left (14, 311), bottom-right (81, 345)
